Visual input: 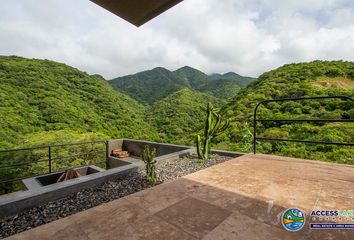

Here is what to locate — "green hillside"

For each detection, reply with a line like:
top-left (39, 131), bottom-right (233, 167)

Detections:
top-left (218, 60), bottom-right (354, 164)
top-left (173, 66), bottom-right (211, 90)
top-left (147, 88), bottom-right (224, 144)
top-left (109, 66), bottom-right (246, 104)
top-left (0, 56), bottom-right (158, 149)
top-left (210, 72), bottom-right (256, 87)
top-left (201, 78), bottom-right (242, 99)
top-left (109, 67), bottom-right (183, 105)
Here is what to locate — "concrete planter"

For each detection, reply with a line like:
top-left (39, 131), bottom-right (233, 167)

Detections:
top-left (22, 165), bottom-right (105, 190)
top-left (106, 139), bottom-right (192, 169)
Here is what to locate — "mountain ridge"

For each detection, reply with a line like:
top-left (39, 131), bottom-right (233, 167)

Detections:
top-left (210, 71), bottom-right (256, 87)
top-left (109, 66), bottom-right (253, 104)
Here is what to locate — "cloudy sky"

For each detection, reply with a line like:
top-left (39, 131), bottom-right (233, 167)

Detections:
top-left (1, 0), bottom-right (354, 79)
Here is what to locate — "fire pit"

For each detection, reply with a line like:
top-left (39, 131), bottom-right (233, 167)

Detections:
top-left (56, 169), bottom-right (83, 183)
top-left (22, 165), bottom-right (105, 189)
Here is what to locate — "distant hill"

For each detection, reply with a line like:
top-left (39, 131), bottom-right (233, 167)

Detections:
top-left (109, 67), bottom-right (183, 105)
top-left (0, 56), bottom-right (158, 149)
top-left (210, 72), bottom-right (256, 87)
top-left (173, 66), bottom-right (211, 90)
top-left (147, 88), bottom-right (224, 144)
top-left (109, 66), bottom-right (251, 104)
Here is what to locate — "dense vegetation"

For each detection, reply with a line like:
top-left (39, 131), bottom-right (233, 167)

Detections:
top-left (210, 72), bottom-right (255, 87)
top-left (0, 56), bottom-right (353, 193)
top-left (0, 55), bottom-right (158, 150)
top-left (146, 88), bottom-right (224, 144)
top-left (217, 61), bottom-right (354, 164)
top-left (109, 66), bottom-right (249, 104)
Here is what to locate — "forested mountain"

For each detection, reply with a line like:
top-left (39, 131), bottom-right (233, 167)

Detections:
top-left (216, 61), bottom-right (354, 164)
top-left (109, 66), bottom-right (250, 104)
top-left (0, 56), bottom-right (158, 149)
top-left (210, 72), bottom-right (256, 87)
top-left (109, 67), bottom-right (183, 105)
top-left (146, 88), bottom-right (224, 144)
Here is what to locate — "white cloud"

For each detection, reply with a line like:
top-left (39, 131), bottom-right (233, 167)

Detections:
top-left (0, 0), bottom-right (353, 79)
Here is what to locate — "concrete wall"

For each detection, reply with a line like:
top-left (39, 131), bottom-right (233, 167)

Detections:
top-left (123, 139), bottom-right (190, 157)
top-left (106, 139), bottom-right (191, 169)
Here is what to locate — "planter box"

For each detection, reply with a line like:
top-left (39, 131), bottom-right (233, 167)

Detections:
top-left (22, 165), bottom-right (105, 190)
top-left (106, 139), bottom-right (191, 169)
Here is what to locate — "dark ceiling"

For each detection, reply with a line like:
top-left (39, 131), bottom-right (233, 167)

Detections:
top-left (90, 0), bottom-right (183, 27)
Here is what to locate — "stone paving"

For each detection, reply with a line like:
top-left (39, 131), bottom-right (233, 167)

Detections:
top-left (6, 154), bottom-right (354, 240)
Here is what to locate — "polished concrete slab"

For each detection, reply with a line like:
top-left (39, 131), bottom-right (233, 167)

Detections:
top-left (6, 154), bottom-right (354, 240)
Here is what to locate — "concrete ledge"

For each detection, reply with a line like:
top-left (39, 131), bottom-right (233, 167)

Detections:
top-left (122, 139), bottom-right (190, 157)
top-left (178, 147), bottom-right (245, 158)
top-left (0, 163), bottom-right (137, 219)
top-left (22, 165), bottom-right (105, 190)
top-left (211, 149), bottom-right (244, 158)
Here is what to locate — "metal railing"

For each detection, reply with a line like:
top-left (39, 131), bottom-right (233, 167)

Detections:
top-left (0, 140), bottom-right (107, 193)
top-left (253, 96), bottom-right (354, 154)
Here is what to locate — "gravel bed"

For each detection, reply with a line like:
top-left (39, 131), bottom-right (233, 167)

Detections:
top-left (0, 154), bottom-right (231, 238)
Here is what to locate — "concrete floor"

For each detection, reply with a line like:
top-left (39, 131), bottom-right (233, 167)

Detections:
top-left (6, 154), bottom-right (354, 240)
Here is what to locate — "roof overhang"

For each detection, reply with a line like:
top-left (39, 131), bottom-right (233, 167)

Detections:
top-left (90, 0), bottom-right (183, 27)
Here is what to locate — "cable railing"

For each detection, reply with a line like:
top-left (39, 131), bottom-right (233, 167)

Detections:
top-left (253, 96), bottom-right (354, 154)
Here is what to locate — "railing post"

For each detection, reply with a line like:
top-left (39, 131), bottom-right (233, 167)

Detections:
top-left (253, 101), bottom-right (262, 155)
top-left (48, 146), bottom-right (52, 173)
top-left (253, 119), bottom-right (256, 154)
top-left (105, 141), bottom-right (109, 169)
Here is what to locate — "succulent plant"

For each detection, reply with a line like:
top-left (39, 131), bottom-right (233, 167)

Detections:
top-left (142, 145), bottom-right (157, 184)
top-left (196, 102), bottom-right (230, 160)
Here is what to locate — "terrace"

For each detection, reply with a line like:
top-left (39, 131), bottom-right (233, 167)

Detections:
top-left (3, 154), bottom-right (354, 240)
